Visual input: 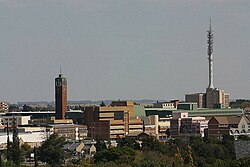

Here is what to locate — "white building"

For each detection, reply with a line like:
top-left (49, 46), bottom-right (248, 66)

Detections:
top-left (0, 115), bottom-right (31, 126)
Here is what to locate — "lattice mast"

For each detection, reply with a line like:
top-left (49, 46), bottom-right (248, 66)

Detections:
top-left (207, 19), bottom-right (214, 89)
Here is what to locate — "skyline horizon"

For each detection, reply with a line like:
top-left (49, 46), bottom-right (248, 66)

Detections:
top-left (1, 1), bottom-right (249, 103)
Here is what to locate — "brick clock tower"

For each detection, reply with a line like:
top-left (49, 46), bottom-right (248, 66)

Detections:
top-left (55, 72), bottom-right (67, 119)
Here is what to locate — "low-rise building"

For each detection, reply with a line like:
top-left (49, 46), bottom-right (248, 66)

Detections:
top-left (63, 140), bottom-right (96, 158)
top-left (52, 124), bottom-right (88, 141)
top-left (170, 112), bottom-right (208, 139)
top-left (1, 115), bottom-right (31, 126)
top-left (208, 116), bottom-right (250, 139)
top-left (153, 101), bottom-right (178, 109)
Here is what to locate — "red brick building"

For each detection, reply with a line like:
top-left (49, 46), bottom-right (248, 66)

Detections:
top-left (55, 73), bottom-right (67, 119)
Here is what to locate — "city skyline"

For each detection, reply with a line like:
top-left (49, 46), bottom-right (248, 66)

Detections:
top-left (0, 1), bottom-right (250, 103)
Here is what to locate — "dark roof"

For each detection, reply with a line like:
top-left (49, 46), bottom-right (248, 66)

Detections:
top-left (68, 142), bottom-right (80, 152)
top-left (83, 145), bottom-right (91, 150)
top-left (227, 116), bottom-right (242, 125)
top-left (213, 116), bottom-right (245, 125)
top-left (63, 143), bottom-right (73, 150)
top-left (213, 117), bottom-right (229, 124)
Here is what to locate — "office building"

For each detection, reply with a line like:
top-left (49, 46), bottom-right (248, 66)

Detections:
top-left (90, 100), bottom-right (144, 140)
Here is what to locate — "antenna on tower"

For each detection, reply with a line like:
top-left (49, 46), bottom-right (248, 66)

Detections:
top-left (60, 66), bottom-right (62, 74)
top-left (209, 18), bottom-right (212, 31)
top-left (207, 19), bottom-right (214, 89)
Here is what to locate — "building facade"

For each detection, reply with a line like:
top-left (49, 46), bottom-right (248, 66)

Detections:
top-left (90, 101), bottom-right (144, 140)
top-left (1, 116), bottom-right (31, 126)
top-left (53, 124), bottom-right (88, 141)
top-left (185, 93), bottom-right (206, 108)
top-left (170, 112), bottom-right (208, 138)
top-left (206, 88), bottom-right (229, 109)
top-left (0, 102), bottom-right (9, 113)
top-left (208, 116), bottom-right (250, 139)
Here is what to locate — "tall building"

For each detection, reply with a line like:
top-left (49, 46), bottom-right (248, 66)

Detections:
top-left (205, 20), bottom-right (229, 108)
top-left (55, 72), bottom-right (67, 119)
top-left (185, 20), bottom-right (229, 109)
top-left (206, 88), bottom-right (229, 108)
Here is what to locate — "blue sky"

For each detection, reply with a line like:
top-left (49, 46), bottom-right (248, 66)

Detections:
top-left (0, 0), bottom-right (249, 103)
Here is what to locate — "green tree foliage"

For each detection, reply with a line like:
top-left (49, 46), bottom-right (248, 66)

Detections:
top-left (94, 146), bottom-right (135, 164)
top-left (184, 145), bottom-right (194, 167)
top-left (117, 136), bottom-right (140, 149)
top-left (38, 134), bottom-right (66, 167)
top-left (78, 158), bottom-right (91, 167)
top-left (6, 117), bottom-right (24, 166)
top-left (22, 105), bottom-right (34, 111)
top-left (21, 143), bottom-right (33, 159)
top-left (221, 134), bottom-right (235, 159)
top-left (8, 105), bottom-right (21, 112)
top-left (95, 138), bottom-right (107, 152)
top-left (189, 134), bottom-right (239, 166)
top-left (142, 136), bottom-right (176, 156)
top-left (229, 99), bottom-right (250, 109)
top-left (34, 147), bottom-right (39, 167)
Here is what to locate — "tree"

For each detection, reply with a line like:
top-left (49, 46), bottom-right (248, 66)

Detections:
top-left (6, 117), bottom-right (24, 166)
top-left (34, 147), bottom-right (38, 167)
top-left (184, 145), bottom-right (194, 167)
top-left (221, 134), bottom-right (235, 159)
top-left (38, 134), bottom-right (66, 167)
top-left (94, 146), bottom-right (136, 164)
top-left (117, 136), bottom-right (140, 149)
top-left (95, 138), bottom-right (107, 152)
top-left (11, 117), bottom-right (23, 166)
top-left (8, 105), bottom-right (21, 112)
top-left (22, 104), bottom-right (34, 111)
top-left (229, 99), bottom-right (250, 109)
top-left (21, 143), bottom-right (32, 157)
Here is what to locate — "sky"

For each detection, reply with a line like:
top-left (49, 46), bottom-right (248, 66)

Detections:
top-left (0, 0), bottom-right (249, 103)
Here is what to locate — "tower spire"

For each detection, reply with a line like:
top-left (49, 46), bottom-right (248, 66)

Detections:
top-left (209, 18), bottom-right (212, 32)
top-left (207, 19), bottom-right (214, 89)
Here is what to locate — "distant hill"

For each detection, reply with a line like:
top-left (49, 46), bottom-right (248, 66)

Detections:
top-left (16, 99), bottom-right (162, 106)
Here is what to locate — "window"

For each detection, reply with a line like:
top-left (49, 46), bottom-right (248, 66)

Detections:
top-left (114, 111), bottom-right (124, 120)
